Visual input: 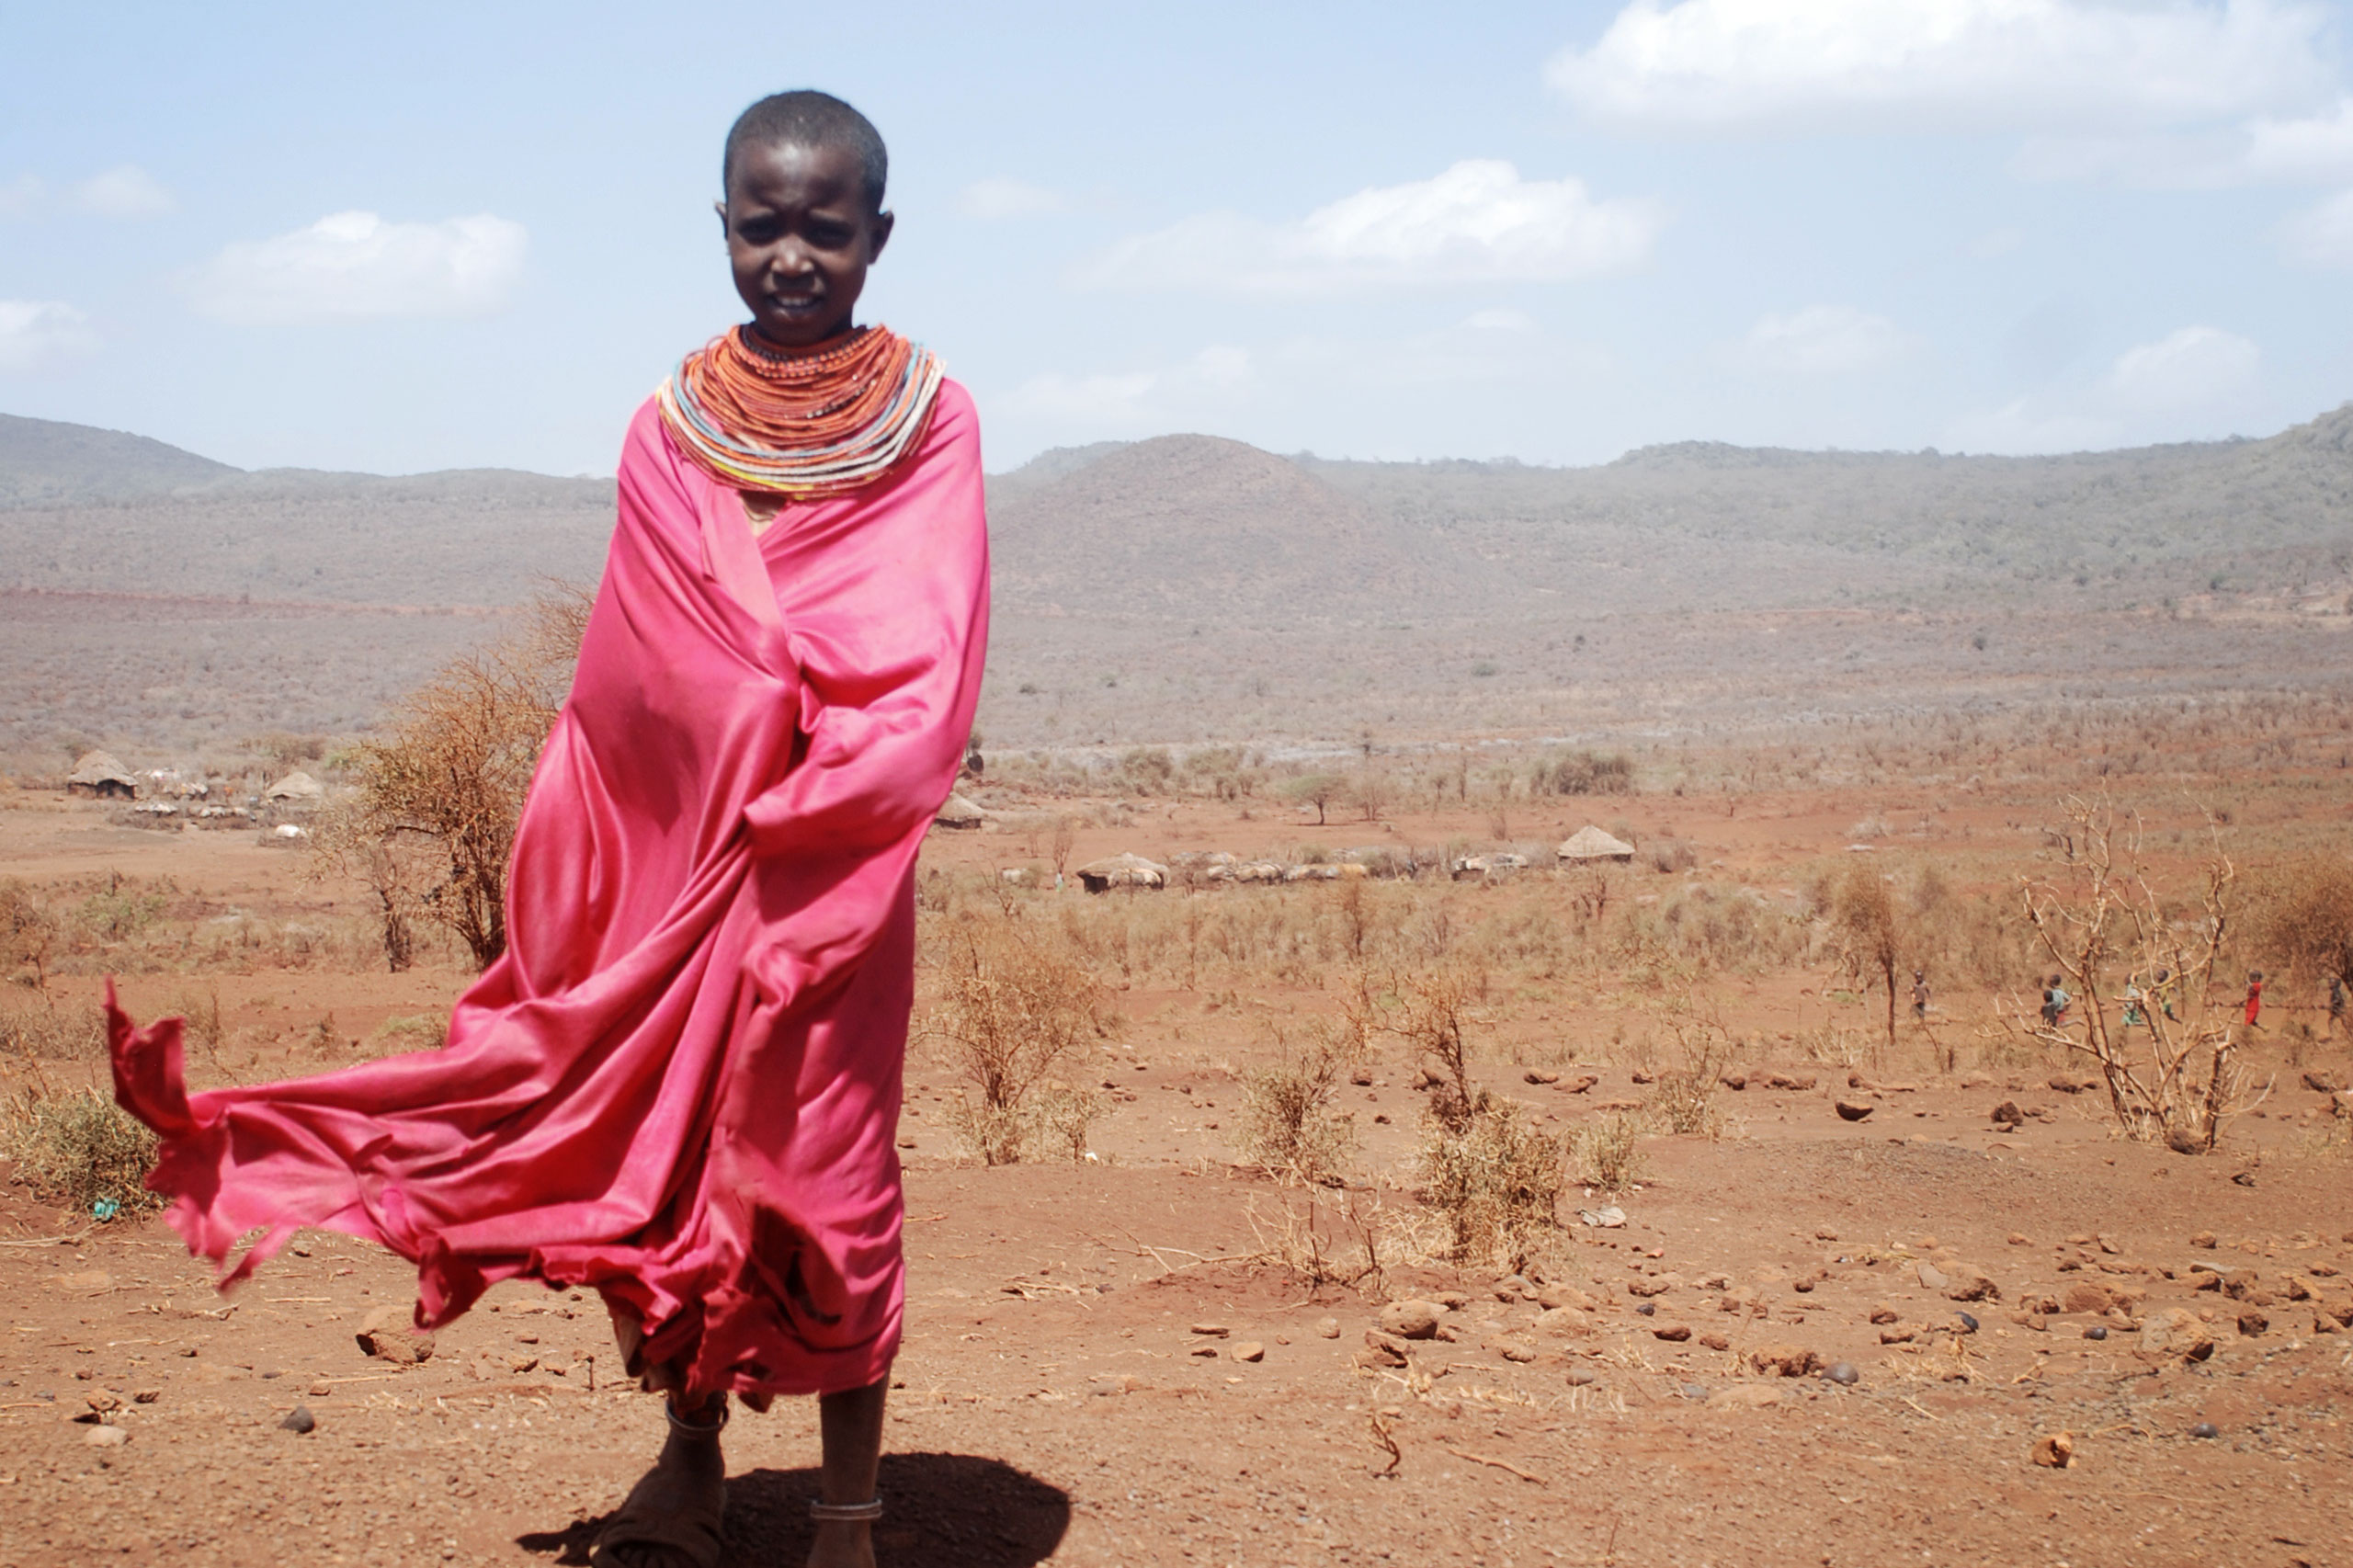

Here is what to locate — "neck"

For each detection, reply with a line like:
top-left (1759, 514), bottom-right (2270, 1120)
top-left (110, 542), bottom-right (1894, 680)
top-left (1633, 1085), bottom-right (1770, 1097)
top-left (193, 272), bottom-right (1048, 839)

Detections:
top-left (742, 322), bottom-right (863, 359)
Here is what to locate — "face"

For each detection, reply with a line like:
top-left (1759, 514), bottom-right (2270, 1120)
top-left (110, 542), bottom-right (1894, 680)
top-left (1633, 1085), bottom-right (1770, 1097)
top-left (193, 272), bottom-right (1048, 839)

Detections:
top-left (719, 140), bottom-right (893, 351)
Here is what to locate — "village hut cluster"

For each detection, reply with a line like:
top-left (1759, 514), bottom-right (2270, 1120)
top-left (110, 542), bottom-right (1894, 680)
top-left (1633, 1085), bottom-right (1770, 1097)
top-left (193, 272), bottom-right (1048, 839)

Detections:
top-left (969, 826), bottom-right (1643, 896)
top-left (57, 750), bottom-right (328, 837)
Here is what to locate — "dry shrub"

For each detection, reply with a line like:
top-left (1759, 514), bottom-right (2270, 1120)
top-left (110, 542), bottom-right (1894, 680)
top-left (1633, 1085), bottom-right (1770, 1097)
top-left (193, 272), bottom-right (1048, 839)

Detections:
top-left (1568, 1110), bottom-right (1647, 1193)
top-left (1418, 1096), bottom-right (1565, 1272)
top-left (1236, 1030), bottom-right (1358, 1185)
top-left (1245, 1188), bottom-right (1441, 1293)
top-left (2252, 858), bottom-right (2353, 993)
top-left (340, 587), bottom-right (588, 970)
top-left (1825, 861), bottom-right (1903, 1047)
top-left (3, 1087), bottom-right (160, 1216)
top-left (0, 880), bottom-right (58, 991)
top-left (1649, 1004), bottom-right (1736, 1137)
top-left (0, 1002), bottom-right (105, 1061)
top-left (926, 908), bottom-right (1117, 1165)
top-left (1393, 960), bottom-right (1485, 1131)
top-left (369, 1014), bottom-right (448, 1055)
top-left (2013, 795), bottom-right (2249, 1151)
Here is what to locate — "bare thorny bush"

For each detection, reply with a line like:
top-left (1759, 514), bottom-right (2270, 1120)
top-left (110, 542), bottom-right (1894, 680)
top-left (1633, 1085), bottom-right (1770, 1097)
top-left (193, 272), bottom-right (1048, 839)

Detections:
top-left (320, 586), bottom-right (589, 971)
top-left (923, 905), bottom-right (1120, 1165)
top-left (1235, 1023), bottom-right (1360, 1186)
top-left (2011, 793), bottom-right (2255, 1153)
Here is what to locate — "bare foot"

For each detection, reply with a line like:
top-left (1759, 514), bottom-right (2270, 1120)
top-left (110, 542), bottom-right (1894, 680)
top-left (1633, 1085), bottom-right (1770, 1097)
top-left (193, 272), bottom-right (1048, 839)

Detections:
top-left (807, 1517), bottom-right (877, 1568)
top-left (592, 1414), bottom-right (727, 1568)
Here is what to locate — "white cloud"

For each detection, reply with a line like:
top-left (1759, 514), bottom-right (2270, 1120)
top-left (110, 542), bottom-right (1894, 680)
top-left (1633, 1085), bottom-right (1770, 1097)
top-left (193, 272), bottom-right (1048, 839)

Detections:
top-left (1548, 0), bottom-right (2334, 135)
top-left (1079, 161), bottom-right (1663, 292)
top-left (190, 211), bottom-right (528, 324)
top-left (0, 175), bottom-right (43, 219)
top-left (958, 178), bottom-right (1069, 220)
top-left (2278, 187), bottom-right (2353, 264)
top-left (0, 300), bottom-right (97, 371)
top-left (1943, 398), bottom-right (2126, 452)
top-left (2105, 324), bottom-right (2260, 410)
top-left (2245, 98), bottom-right (2353, 181)
top-left (74, 165), bottom-right (174, 218)
top-left (1737, 305), bottom-right (1913, 374)
top-left (1007, 346), bottom-right (1256, 431)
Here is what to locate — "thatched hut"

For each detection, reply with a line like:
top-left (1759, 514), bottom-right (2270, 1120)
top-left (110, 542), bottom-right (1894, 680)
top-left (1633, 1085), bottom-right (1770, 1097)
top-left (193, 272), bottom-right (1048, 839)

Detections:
top-left (66, 751), bottom-right (137, 800)
top-left (1074, 852), bottom-right (1167, 893)
top-left (933, 792), bottom-right (986, 830)
top-left (265, 770), bottom-right (326, 805)
top-left (1557, 826), bottom-right (1635, 864)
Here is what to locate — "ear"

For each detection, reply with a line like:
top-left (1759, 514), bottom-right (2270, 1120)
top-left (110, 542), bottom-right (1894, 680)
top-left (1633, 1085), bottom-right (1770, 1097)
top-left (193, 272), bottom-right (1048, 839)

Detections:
top-left (868, 209), bottom-right (895, 263)
top-left (714, 198), bottom-right (730, 237)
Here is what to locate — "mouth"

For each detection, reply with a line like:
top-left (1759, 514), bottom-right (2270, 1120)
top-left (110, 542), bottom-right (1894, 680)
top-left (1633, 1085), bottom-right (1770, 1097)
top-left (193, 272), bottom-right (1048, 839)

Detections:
top-left (764, 291), bottom-right (826, 316)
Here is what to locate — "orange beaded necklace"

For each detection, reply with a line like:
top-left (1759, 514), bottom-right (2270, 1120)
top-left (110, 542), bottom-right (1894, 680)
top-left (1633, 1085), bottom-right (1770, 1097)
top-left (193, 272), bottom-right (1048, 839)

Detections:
top-left (656, 324), bottom-right (944, 499)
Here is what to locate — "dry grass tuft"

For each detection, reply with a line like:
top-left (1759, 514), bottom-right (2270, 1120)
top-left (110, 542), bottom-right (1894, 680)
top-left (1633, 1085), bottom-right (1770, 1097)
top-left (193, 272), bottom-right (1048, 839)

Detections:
top-left (926, 906), bottom-right (1119, 1165)
top-left (1236, 1030), bottom-right (1358, 1185)
top-left (2, 1086), bottom-right (161, 1216)
top-left (1418, 1096), bottom-right (1565, 1273)
top-left (1567, 1110), bottom-right (1647, 1193)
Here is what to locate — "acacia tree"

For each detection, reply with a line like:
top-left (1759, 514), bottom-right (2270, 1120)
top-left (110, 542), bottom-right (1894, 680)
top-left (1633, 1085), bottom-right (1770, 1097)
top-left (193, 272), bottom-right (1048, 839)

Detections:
top-left (1283, 773), bottom-right (1344, 826)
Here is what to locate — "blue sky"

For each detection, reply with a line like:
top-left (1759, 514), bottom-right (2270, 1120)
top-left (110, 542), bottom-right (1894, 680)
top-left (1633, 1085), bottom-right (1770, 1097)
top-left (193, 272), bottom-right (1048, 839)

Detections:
top-left (3, 0), bottom-right (2351, 474)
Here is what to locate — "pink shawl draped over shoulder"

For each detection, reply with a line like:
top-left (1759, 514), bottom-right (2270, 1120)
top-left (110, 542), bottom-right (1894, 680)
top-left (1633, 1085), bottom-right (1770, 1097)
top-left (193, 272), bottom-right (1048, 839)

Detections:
top-left (108, 381), bottom-right (989, 1400)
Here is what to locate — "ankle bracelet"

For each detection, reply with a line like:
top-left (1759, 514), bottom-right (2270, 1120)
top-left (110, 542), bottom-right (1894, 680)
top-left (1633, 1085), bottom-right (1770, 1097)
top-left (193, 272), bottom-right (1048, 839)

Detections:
top-left (665, 1401), bottom-right (730, 1437)
top-left (809, 1497), bottom-right (883, 1523)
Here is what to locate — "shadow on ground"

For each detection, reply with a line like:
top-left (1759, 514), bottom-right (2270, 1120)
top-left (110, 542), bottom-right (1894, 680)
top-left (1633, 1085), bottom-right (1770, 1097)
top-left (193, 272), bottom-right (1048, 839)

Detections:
top-left (518, 1450), bottom-right (1072, 1566)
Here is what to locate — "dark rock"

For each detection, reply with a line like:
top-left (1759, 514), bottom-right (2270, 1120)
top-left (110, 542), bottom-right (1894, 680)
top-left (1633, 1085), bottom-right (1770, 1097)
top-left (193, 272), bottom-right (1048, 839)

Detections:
top-left (2189, 1422), bottom-right (2219, 1438)
top-left (1834, 1100), bottom-right (1874, 1121)
top-left (1955, 1312), bottom-right (1980, 1334)
top-left (2084, 1325), bottom-right (2108, 1340)
top-left (1821, 1361), bottom-right (1859, 1386)
top-left (279, 1406), bottom-right (316, 1434)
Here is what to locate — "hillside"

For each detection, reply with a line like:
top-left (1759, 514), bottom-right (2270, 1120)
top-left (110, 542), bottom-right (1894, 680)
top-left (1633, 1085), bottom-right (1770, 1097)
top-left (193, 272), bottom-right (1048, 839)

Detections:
top-left (2, 402), bottom-right (2348, 756)
top-left (0, 412), bottom-right (239, 506)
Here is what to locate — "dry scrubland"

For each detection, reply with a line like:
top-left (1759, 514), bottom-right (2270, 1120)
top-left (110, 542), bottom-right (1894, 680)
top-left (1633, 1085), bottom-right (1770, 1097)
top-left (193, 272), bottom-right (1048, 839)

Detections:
top-left (0, 406), bottom-right (2350, 1563)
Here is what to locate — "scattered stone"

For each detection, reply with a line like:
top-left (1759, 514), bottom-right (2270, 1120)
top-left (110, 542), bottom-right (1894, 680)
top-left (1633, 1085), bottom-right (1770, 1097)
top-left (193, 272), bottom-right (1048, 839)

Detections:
top-left (509, 1356), bottom-right (540, 1373)
top-left (1869, 1305), bottom-right (1899, 1324)
top-left (1652, 1324), bottom-right (1692, 1343)
top-left (1630, 1070), bottom-right (1655, 1085)
top-left (2231, 1170), bottom-right (2256, 1187)
top-left (2141, 1308), bottom-right (2216, 1362)
top-left (2189, 1422), bottom-right (2219, 1439)
top-left (2165, 1129), bottom-right (2203, 1155)
top-left (1699, 1333), bottom-right (1730, 1351)
top-left (1680, 1382), bottom-right (1711, 1401)
top-left (278, 1406), bottom-right (316, 1435)
top-left (1357, 1333), bottom-right (1409, 1369)
top-left (1821, 1361), bottom-right (1859, 1386)
top-left (2048, 1076), bottom-right (2087, 1094)
top-left (83, 1425), bottom-right (130, 1449)
top-left (1537, 1283), bottom-right (1600, 1312)
top-left (1524, 1070), bottom-right (1562, 1085)
top-left (1316, 1317), bottom-right (1341, 1339)
top-left (2006, 1232), bottom-right (2031, 1246)
top-left (1189, 1322), bottom-right (1231, 1337)
top-left (1749, 1344), bottom-right (1822, 1378)
top-left (1188, 1345), bottom-right (1219, 1358)
top-left (1349, 1070), bottom-right (1375, 1087)
top-left (1713, 1385), bottom-right (1782, 1409)
top-left (2063, 1283), bottom-right (2113, 1315)
top-left (2190, 1231), bottom-right (2218, 1249)
top-left (2303, 1070), bottom-right (2341, 1094)
top-left (1627, 1275), bottom-right (1678, 1298)
top-left (1879, 1327), bottom-right (1915, 1345)
top-left (1231, 1342), bottom-right (1265, 1363)
top-left (1991, 1100), bottom-right (2024, 1127)
top-left (1635, 1301), bottom-right (1656, 1317)
top-left (2236, 1309), bottom-right (2268, 1336)
top-left (1955, 1312), bottom-right (1980, 1335)
top-left (1576, 1206), bottom-right (1628, 1228)
top-left (1720, 1074), bottom-right (1747, 1091)
top-left (1378, 1301), bottom-right (1442, 1340)
top-left (1562, 1074), bottom-right (1599, 1095)
top-left (1834, 1100), bottom-right (1874, 1121)
top-left (356, 1304), bottom-right (435, 1366)
top-left (1495, 1338), bottom-right (1538, 1363)
top-left (131, 1391), bottom-right (158, 1404)
top-left (2096, 1234), bottom-right (2122, 1255)
top-left (2085, 1325), bottom-right (2108, 1340)
top-left (2030, 1432), bottom-right (2075, 1469)
top-left (1533, 1308), bottom-right (1594, 1337)
top-left (1565, 1367), bottom-right (1600, 1387)
top-left (1942, 1269), bottom-right (2000, 1303)
top-left (1916, 1262), bottom-right (1949, 1290)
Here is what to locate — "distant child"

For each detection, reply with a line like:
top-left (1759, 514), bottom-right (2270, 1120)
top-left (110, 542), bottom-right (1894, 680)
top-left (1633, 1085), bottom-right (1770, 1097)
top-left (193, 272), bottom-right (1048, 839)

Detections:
top-left (2330, 974), bottom-right (2346, 1039)
top-left (2244, 971), bottom-right (2265, 1029)
top-left (2040, 973), bottom-right (2071, 1028)
top-left (1910, 970), bottom-right (1930, 1022)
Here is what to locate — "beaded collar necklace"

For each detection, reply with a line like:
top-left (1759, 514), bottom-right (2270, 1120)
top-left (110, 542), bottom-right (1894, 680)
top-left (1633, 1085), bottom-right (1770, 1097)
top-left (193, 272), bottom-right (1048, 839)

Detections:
top-left (656, 324), bottom-right (944, 499)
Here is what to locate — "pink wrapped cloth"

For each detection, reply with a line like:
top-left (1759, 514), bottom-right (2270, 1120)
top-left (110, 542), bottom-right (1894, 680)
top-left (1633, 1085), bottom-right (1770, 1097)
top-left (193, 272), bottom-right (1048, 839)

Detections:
top-left (108, 381), bottom-right (989, 1402)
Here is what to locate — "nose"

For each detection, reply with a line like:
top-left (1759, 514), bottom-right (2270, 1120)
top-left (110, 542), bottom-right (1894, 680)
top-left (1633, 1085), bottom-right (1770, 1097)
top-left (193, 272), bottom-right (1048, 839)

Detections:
top-left (768, 240), bottom-right (818, 282)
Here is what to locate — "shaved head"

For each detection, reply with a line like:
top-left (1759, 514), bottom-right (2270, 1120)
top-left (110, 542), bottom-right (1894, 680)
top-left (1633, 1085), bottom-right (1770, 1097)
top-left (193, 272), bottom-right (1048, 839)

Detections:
top-left (723, 91), bottom-right (889, 214)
